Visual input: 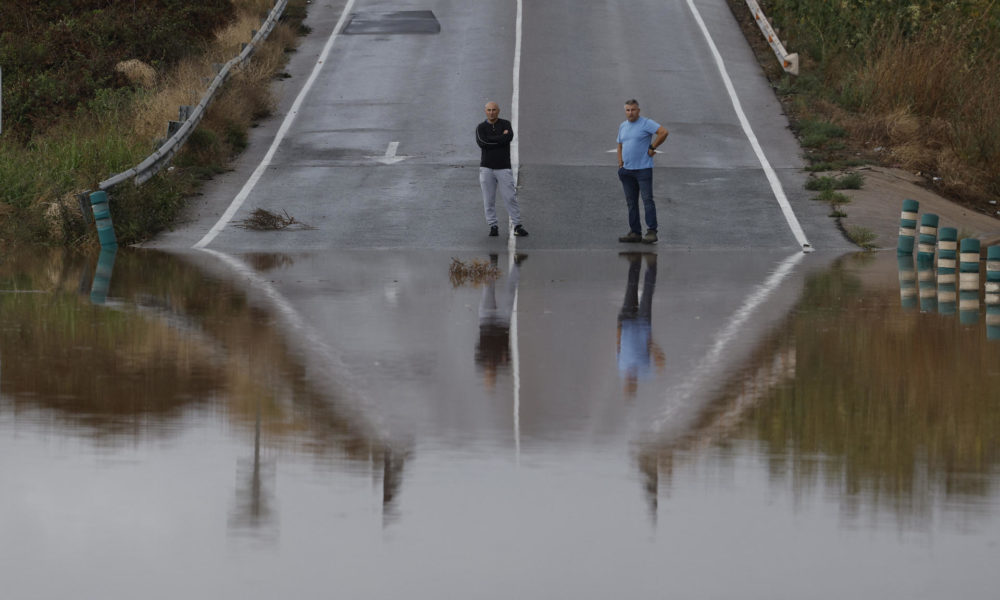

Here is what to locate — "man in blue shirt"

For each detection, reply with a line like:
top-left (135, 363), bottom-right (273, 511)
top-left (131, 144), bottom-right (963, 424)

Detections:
top-left (616, 99), bottom-right (669, 244)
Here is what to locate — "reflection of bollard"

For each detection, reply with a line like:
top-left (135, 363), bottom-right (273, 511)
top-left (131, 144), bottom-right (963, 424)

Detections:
top-left (959, 238), bottom-right (980, 325)
top-left (917, 260), bottom-right (937, 313)
top-left (986, 246), bottom-right (1000, 339)
top-left (90, 247), bottom-right (118, 305)
top-left (897, 199), bottom-right (919, 254)
top-left (938, 279), bottom-right (956, 316)
top-left (917, 213), bottom-right (938, 264)
top-left (988, 304), bottom-right (1000, 340)
top-left (898, 255), bottom-right (917, 310)
top-left (89, 191), bottom-right (118, 248)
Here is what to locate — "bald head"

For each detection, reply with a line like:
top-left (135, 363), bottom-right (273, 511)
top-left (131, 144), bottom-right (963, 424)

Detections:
top-left (484, 101), bottom-right (500, 123)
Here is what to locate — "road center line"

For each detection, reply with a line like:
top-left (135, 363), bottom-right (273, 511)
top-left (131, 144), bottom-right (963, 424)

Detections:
top-left (510, 0), bottom-right (523, 460)
top-left (193, 0), bottom-right (357, 249)
top-left (684, 0), bottom-right (812, 252)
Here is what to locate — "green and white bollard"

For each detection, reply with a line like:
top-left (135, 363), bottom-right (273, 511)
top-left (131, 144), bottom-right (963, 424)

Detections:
top-left (917, 213), bottom-right (938, 265)
top-left (898, 255), bottom-right (917, 310)
top-left (897, 199), bottom-right (919, 255)
top-left (937, 227), bottom-right (958, 284)
top-left (959, 238), bottom-right (981, 325)
top-left (89, 191), bottom-right (118, 248)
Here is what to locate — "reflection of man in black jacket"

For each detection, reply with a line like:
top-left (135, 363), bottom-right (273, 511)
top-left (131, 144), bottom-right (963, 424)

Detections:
top-left (476, 101), bottom-right (527, 238)
top-left (476, 254), bottom-right (523, 390)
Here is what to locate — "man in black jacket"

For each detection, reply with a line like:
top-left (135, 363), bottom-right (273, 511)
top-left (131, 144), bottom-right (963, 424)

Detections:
top-left (476, 101), bottom-right (528, 237)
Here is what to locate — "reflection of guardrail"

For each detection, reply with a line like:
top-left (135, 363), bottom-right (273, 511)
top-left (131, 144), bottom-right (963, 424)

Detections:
top-left (744, 0), bottom-right (798, 75)
top-left (99, 0), bottom-right (288, 191)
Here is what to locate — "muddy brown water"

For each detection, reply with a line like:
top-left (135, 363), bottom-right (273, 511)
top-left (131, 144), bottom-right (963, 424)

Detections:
top-left (1, 248), bottom-right (998, 598)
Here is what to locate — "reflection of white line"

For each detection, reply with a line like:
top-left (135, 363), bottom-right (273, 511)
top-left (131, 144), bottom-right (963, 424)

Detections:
top-left (193, 0), bottom-right (357, 249)
top-left (197, 247), bottom-right (387, 439)
top-left (651, 251), bottom-right (805, 432)
top-left (509, 252), bottom-right (521, 463)
top-left (684, 0), bottom-right (811, 251)
top-left (510, 0), bottom-right (523, 461)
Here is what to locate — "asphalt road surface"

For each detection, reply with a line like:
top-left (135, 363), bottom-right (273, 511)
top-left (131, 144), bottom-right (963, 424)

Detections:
top-left (146, 0), bottom-right (850, 253)
top-left (143, 0), bottom-right (853, 443)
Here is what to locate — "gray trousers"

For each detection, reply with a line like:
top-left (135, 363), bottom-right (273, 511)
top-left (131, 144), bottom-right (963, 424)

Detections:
top-left (479, 167), bottom-right (521, 227)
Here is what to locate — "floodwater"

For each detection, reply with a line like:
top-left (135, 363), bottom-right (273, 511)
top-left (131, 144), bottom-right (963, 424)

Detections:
top-left (1, 248), bottom-right (998, 599)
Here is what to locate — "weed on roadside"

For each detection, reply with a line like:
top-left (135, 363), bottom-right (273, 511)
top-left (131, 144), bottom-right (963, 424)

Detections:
top-left (846, 225), bottom-right (878, 250)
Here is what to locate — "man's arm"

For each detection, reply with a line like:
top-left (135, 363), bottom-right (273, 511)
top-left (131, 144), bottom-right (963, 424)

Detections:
top-left (477, 121), bottom-right (513, 147)
top-left (647, 126), bottom-right (668, 156)
top-left (617, 143), bottom-right (624, 168)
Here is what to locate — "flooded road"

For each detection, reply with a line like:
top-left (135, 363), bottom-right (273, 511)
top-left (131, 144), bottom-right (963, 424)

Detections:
top-left (2, 249), bottom-right (998, 598)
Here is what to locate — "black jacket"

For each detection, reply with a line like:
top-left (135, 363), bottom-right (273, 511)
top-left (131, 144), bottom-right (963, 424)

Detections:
top-left (476, 118), bottom-right (513, 169)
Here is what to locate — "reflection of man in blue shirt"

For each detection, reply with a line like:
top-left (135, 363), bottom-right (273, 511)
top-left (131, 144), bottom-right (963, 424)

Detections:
top-left (617, 99), bottom-right (669, 245)
top-left (617, 252), bottom-right (665, 398)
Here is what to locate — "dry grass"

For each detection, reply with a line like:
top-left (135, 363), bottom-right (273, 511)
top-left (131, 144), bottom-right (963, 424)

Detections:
top-left (130, 0), bottom-right (298, 146)
top-left (847, 21), bottom-right (1000, 203)
top-left (114, 59), bottom-right (157, 89)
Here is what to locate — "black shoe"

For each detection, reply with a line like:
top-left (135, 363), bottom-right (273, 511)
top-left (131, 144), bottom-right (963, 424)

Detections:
top-left (513, 224), bottom-right (529, 237)
top-left (618, 231), bottom-right (642, 243)
top-left (488, 225), bottom-right (499, 237)
top-left (514, 253), bottom-right (528, 266)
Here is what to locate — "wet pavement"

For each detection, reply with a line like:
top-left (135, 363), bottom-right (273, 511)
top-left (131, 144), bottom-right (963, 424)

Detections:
top-left (2, 248), bottom-right (999, 598)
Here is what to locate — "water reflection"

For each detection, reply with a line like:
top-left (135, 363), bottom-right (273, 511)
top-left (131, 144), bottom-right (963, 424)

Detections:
top-left (4, 248), bottom-right (1000, 597)
top-left (616, 252), bottom-right (665, 399)
top-left (640, 252), bottom-right (1000, 526)
top-left (0, 248), bottom-right (399, 537)
top-left (474, 253), bottom-right (524, 390)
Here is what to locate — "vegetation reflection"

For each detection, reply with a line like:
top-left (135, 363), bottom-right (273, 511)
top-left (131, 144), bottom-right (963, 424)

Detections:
top-left (639, 253), bottom-right (1000, 523)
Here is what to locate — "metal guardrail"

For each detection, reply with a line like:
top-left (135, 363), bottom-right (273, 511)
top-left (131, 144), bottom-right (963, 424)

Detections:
top-left (98, 0), bottom-right (289, 191)
top-left (745, 0), bottom-right (799, 75)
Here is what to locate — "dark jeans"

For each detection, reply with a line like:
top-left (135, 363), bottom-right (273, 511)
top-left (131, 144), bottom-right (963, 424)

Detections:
top-left (618, 167), bottom-right (656, 234)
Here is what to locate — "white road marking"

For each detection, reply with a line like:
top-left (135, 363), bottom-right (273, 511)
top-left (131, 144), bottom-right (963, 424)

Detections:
top-left (510, 0), bottom-right (523, 461)
top-left (650, 250), bottom-right (806, 434)
top-left (370, 141), bottom-right (410, 164)
top-left (684, 0), bottom-right (812, 252)
top-left (607, 148), bottom-right (660, 154)
top-left (193, 0), bottom-right (357, 249)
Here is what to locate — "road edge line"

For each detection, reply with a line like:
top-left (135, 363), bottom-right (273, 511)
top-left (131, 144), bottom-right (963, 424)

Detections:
top-left (193, 0), bottom-right (358, 249)
top-left (684, 0), bottom-right (812, 252)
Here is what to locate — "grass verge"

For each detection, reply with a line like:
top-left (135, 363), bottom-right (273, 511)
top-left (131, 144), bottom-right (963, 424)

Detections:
top-left (0, 0), bottom-right (308, 250)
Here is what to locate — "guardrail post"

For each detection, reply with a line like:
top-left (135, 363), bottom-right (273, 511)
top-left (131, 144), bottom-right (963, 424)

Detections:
top-left (75, 192), bottom-right (93, 224)
top-left (179, 105), bottom-right (192, 121)
top-left (959, 238), bottom-right (980, 325)
top-left (897, 199), bottom-right (919, 254)
top-left (89, 191), bottom-right (118, 248)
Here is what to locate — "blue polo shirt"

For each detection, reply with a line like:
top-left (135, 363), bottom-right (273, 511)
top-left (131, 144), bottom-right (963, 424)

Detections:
top-left (618, 116), bottom-right (661, 170)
